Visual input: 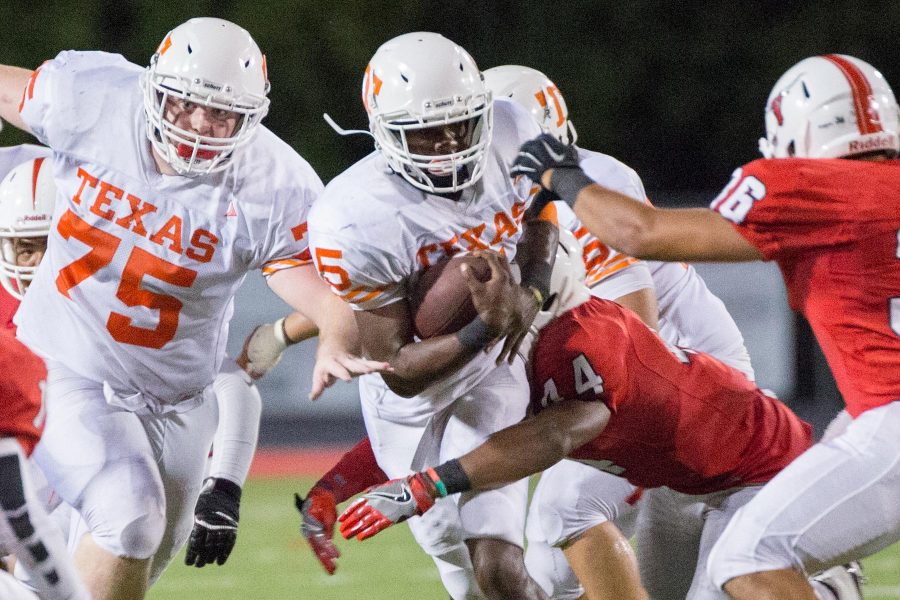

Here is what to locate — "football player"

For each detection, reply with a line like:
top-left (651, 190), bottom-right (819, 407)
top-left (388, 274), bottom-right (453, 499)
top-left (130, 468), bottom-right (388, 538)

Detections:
top-left (337, 232), bottom-right (814, 600)
top-left (0, 150), bottom-right (264, 577)
top-left (308, 32), bottom-right (558, 599)
top-left (0, 328), bottom-right (89, 599)
top-left (0, 17), bottom-right (386, 600)
top-left (290, 65), bottom-right (756, 599)
top-left (510, 54), bottom-right (898, 600)
top-left (484, 64), bottom-right (761, 600)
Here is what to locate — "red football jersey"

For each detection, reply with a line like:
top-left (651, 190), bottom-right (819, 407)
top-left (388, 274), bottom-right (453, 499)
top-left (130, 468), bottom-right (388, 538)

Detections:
top-left (0, 327), bottom-right (45, 455)
top-left (530, 298), bottom-right (812, 495)
top-left (0, 285), bottom-right (18, 331)
top-left (711, 158), bottom-right (900, 417)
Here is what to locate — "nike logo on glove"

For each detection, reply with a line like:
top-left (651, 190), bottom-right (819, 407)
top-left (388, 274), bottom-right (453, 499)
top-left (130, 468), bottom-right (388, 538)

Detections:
top-left (367, 488), bottom-right (412, 504)
top-left (541, 141), bottom-right (567, 162)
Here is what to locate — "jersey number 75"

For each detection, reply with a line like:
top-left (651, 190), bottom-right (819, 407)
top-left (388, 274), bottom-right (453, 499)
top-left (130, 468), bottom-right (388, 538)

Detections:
top-left (55, 209), bottom-right (197, 349)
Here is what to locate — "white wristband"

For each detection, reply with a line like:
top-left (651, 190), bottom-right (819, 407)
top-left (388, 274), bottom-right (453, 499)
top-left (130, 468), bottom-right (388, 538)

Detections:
top-left (272, 317), bottom-right (290, 350)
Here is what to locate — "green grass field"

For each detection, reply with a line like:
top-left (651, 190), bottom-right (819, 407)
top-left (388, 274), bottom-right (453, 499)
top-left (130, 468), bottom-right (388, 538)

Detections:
top-left (150, 477), bottom-right (900, 599)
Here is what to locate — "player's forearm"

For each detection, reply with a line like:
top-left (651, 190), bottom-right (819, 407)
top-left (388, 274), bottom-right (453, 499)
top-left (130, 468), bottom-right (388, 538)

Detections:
top-left (210, 368), bottom-right (261, 486)
top-left (570, 182), bottom-right (762, 262)
top-left (568, 182), bottom-right (664, 259)
top-left (284, 311), bottom-right (318, 343)
top-left (314, 297), bottom-right (362, 356)
top-left (0, 66), bottom-right (34, 133)
top-left (516, 218), bottom-right (559, 299)
top-left (379, 335), bottom-right (482, 397)
top-left (313, 437), bottom-right (388, 504)
top-left (456, 401), bottom-right (610, 491)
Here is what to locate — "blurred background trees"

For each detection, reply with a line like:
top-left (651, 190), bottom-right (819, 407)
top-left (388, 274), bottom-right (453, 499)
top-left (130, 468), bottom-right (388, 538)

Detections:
top-left (4, 0), bottom-right (897, 191)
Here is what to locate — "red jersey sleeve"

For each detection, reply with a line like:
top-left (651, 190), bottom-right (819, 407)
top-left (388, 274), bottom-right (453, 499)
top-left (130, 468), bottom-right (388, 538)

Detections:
top-left (709, 158), bottom-right (857, 260)
top-left (0, 287), bottom-right (19, 331)
top-left (312, 437), bottom-right (388, 504)
top-left (0, 328), bottom-right (46, 455)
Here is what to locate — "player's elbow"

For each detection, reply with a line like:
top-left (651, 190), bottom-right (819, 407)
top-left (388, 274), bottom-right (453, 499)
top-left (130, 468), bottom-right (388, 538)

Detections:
top-left (380, 373), bottom-right (425, 398)
top-left (540, 428), bottom-right (579, 466)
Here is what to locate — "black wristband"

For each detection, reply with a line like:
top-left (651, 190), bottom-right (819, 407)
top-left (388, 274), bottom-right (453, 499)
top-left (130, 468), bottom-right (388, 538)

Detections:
top-left (205, 477), bottom-right (242, 502)
top-left (456, 315), bottom-right (495, 350)
top-left (551, 168), bottom-right (595, 207)
top-left (433, 459), bottom-right (472, 496)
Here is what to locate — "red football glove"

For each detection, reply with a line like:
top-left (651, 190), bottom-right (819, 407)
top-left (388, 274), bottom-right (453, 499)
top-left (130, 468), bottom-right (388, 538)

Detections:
top-left (338, 473), bottom-right (437, 541)
top-left (294, 488), bottom-right (340, 574)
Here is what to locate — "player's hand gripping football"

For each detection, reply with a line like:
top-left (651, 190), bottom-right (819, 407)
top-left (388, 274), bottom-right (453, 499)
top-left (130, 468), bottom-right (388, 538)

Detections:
top-left (294, 489), bottom-right (341, 574)
top-left (462, 251), bottom-right (541, 364)
top-left (338, 473), bottom-right (437, 541)
top-left (185, 478), bottom-right (241, 567)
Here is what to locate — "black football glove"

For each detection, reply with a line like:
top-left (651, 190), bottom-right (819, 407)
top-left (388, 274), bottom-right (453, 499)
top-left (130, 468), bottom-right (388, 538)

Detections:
top-left (185, 477), bottom-right (241, 568)
top-left (512, 134), bottom-right (594, 212)
top-left (510, 133), bottom-right (581, 185)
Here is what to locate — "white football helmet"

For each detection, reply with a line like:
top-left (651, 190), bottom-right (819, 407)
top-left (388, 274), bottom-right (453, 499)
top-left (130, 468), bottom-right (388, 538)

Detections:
top-left (531, 228), bottom-right (591, 332)
top-left (0, 157), bottom-right (56, 300)
top-left (141, 17), bottom-right (270, 176)
top-left (483, 65), bottom-right (577, 145)
top-left (759, 54), bottom-right (899, 159)
top-left (362, 32), bottom-right (493, 194)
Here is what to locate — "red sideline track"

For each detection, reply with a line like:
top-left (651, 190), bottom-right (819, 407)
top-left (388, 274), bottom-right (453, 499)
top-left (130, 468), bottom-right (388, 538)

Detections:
top-left (249, 446), bottom-right (352, 478)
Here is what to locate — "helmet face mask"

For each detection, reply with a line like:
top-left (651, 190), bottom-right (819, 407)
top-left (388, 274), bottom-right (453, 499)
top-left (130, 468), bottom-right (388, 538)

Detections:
top-left (141, 17), bottom-right (270, 177)
top-left (483, 65), bottom-right (578, 145)
top-left (759, 54), bottom-right (900, 160)
top-left (363, 32), bottom-right (493, 194)
top-left (0, 158), bottom-right (56, 300)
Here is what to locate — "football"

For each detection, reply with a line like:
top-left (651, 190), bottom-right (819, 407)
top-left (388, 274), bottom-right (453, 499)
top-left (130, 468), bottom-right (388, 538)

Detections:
top-left (409, 254), bottom-right (491, 339)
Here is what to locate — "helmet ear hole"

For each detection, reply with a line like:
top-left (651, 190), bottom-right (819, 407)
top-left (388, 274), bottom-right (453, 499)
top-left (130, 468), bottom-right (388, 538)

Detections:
top-left (787, 141), bottom-right (795, 157)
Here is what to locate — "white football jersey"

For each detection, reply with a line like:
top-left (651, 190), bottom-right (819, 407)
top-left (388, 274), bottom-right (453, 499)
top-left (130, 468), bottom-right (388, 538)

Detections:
top-left (0, 145), bottom-right (52, 178)
top-left (555, 148), bottom-right (654, 299)
top-left (15, 51), bottom-right (323, 407)
top-left (308, 98), bottom-right (541, 421)
top-left (561, 147), bottom-right (754, 379)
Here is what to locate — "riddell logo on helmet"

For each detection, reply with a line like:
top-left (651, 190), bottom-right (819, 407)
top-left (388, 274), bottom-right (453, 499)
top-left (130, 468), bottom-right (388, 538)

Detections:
top-left (202, 81), bottom-right (223, 92)
top-left (432, 98), bottom-right (455, 109)
top-left (23, 215), bottom-right (49, 221)
top-left (848, 136), bottom-right (894, 153)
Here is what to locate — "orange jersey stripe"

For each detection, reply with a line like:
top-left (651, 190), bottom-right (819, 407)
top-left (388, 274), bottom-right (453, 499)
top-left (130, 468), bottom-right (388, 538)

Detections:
top-left (586, 256), bottom-right (640, 286)
top-left (262, 257), bottom-right (311, 276)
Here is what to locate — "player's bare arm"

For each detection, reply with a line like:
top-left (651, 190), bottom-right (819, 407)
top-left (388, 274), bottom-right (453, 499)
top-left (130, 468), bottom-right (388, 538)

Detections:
top-left (0, 66), bottom-right (34, 133)
top-left (612, 287), bottom-right (660, 330)
top-left (512, 134), bottom-right (762, 262)
top-left (337, 399), bottom-right (610, 541)
top-left (501, 210), bottom-right (559, 362)
top-left (267, 265), bottom-right (390, 399)
top-left (353, 299), bottom-right (491, 398)
top-left (354, 250), bottom-right (530, 397)
top-left (456, 399), bottom-right (610, 488)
